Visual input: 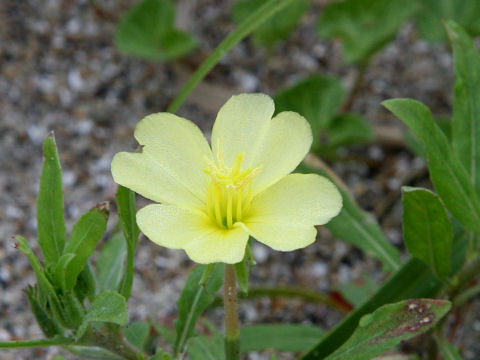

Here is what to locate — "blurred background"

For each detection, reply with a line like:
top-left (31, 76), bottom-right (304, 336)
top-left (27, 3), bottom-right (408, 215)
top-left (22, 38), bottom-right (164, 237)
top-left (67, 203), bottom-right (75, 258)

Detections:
top-left (1, 0), bottom-right (478, 359)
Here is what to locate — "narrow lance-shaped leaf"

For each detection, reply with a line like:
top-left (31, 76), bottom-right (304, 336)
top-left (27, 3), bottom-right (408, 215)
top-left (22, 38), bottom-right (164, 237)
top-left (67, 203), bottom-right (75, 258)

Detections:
top-left (96, 233), bottom-right (127, 293)
top-left (37, 133), bottom-right (66, 264)
top-left (76, 291), bottom-right (128, 339)
top-left (325, 299), bottom-right (451, 360)
top-left (240, 324), bottom-right (325, 353)
top-left (297, 163), bottom-right (401, 271)
top-left (446, 21), bottom-right (480, 197)
top-left (174, 264), bottom-right (224, 356)
top-left (383, 99), bottom-right (480, 233)
top-left (63, 202), bottom-right (109, 291)
top-left (117, 185), bottom-right (140, 300)
top-left (301, 237), bottom-right (466, 360)
top-left (402, 187), bottom-right (452, 280)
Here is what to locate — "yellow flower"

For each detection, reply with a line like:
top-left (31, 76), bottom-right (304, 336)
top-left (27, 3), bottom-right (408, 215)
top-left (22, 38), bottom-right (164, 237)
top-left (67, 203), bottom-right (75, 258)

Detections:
top-left (111, 94), bottom-right (342, 264)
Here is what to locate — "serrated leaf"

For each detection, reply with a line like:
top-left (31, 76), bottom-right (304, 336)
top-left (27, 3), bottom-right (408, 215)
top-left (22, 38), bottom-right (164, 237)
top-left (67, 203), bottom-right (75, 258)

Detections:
top-left (446, 21), bottom-right (480, 197)
top-left (63, 203), bottom-right (109, 291)
top-left (232, 0), bottom-right (309, 46)
top-left (275, 75), bottom-right (345, 150)
top-left (77, 291), bottom-right (128, 339)
top-left (117, 185), bottom-right (140, 300)
top-left (37, 133), bottom-right (66, 264)
top-left (402, 187), bottom-right (452, 280)
top-left (96, 233), bottom-right (127, 293)
top-left (317, 0), bottom-right (417, 63)
top-left (174, 264), bottom-right (224, 355)
top-left (383, 99), bottom-right (480, 233)
top-left (124, 321), bottom-right (150, 351)
top-left (325, 299), bottom-right (451, 360)
top-left (240, 324), bottom-right (325, 353)
top-left (115, 0), bottom-right (197, 61)
top-left (297, 163), bottom-right (401, 271)
top-left (415, 0), bottom-right (480, 43)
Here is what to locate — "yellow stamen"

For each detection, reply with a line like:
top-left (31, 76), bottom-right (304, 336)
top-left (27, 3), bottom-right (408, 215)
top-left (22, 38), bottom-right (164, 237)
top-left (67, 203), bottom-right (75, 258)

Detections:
top-left (204, 150), bottom-right (261, 229)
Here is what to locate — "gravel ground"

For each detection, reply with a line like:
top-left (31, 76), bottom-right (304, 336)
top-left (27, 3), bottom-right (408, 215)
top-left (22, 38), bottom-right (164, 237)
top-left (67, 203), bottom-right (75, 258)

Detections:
top-left (1, 0), bottom-right (478, 359)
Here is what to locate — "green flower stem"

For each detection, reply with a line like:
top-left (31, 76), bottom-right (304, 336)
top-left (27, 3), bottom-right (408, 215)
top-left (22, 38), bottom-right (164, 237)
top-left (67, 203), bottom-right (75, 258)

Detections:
top-left (0, 336), bottom-right (74, 349)
top-left (167, 0), bottom-right (295, 113)
top-left (454, 282), bottom-right (480, 307)
top-left (224, 264), bottom-right (240, 360)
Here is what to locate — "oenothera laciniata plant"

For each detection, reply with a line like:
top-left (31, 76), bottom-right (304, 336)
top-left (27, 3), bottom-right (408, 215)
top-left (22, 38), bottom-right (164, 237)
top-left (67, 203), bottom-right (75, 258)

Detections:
top-left (111, 93), bottom-right (344, 357)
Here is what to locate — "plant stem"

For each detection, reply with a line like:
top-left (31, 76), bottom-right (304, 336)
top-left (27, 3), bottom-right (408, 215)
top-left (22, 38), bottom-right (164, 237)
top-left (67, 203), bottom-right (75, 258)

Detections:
top-left (82, 328), bottom-right (141, 360)
top-left (224, 264), bottom-right (240, 360)
top-left (167, 0), bottom-right (295, 113)
top-left (342, 59), bottom-right (370, 113)
top-left (0, 336), bottom-right (74, 349)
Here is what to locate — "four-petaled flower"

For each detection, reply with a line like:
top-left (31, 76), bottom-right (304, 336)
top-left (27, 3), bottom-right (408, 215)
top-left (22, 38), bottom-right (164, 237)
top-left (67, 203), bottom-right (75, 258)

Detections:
top-left (111, 94), bottom-right (342, 264)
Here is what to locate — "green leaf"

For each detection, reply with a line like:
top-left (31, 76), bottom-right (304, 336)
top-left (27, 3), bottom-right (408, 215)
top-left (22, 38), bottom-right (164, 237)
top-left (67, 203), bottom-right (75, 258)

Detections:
top-left (37, 133), bottom-right (66, 264)
top-left (96, 234), bottom-right (127, 293)
top-left (325, 299), bottom-right (451, 360)
top-left (63, 203), bottom-right (109, 291)
top-left (436, 336), bottom-right (463, 360)
top-left (77, 291), bottom-right (128, 339)
top-left (240, 324), bottom-right (325, 353)
top-left (317, 0), bottom-right (417, 64)
top-left (53, 253), bottom-right (76, 290)
top-left (275, 75), bottom-right (345, 150)
top-left (297, 163), bottom-right (401, 271)
top-left (16, 236), bottom-right (61, 310)
top-left (326, 113), bottom-right (374, 150)
top-left (446, 21), bottom-right (480, 197)
top-left (234, 260), bottom-right (249, 294)
top-left (383, 99), bottom-right (480, 232)
top-left (336, 275), bottom-right (378, 307)
top-left (115, 0), bottom-right (197, 61)
top-left (232, 0), bottom-right (309, 46)
top-left (187, 334), bottom-right (224, 360)
top-left (402, 187), bottom-right (453, 280)
top-left (301, 236), bottom-right (466, 359)
top-left (75, 262), bottom-right (97, 302)
top-left (124, 321), bottom-right (150, 351)
top-left (174, 264), bottom-right (224, 356)
top-left (25, 286), bottom-right (64, 337)
top-left (117, 185), bottom-right (140, 300)
top-left (415, 0), bottom-right (480, 43)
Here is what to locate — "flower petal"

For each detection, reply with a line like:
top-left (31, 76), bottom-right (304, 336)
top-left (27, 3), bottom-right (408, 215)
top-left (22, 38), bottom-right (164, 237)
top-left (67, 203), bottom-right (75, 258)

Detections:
top-left (211, 93), bottom-right (274, 167)
top-left (137, 204), bottom-right (249, 264)
top-left (111, 113), bottom-right (213, 208)
top-left (244, 173), bottom-right (342, 251)
top-left (250, 111), bottom-right (312, 195)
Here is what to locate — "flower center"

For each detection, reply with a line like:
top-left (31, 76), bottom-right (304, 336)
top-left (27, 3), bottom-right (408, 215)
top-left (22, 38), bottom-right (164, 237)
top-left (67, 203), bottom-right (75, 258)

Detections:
top-left (204, 150), bottom-right (261, 229)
